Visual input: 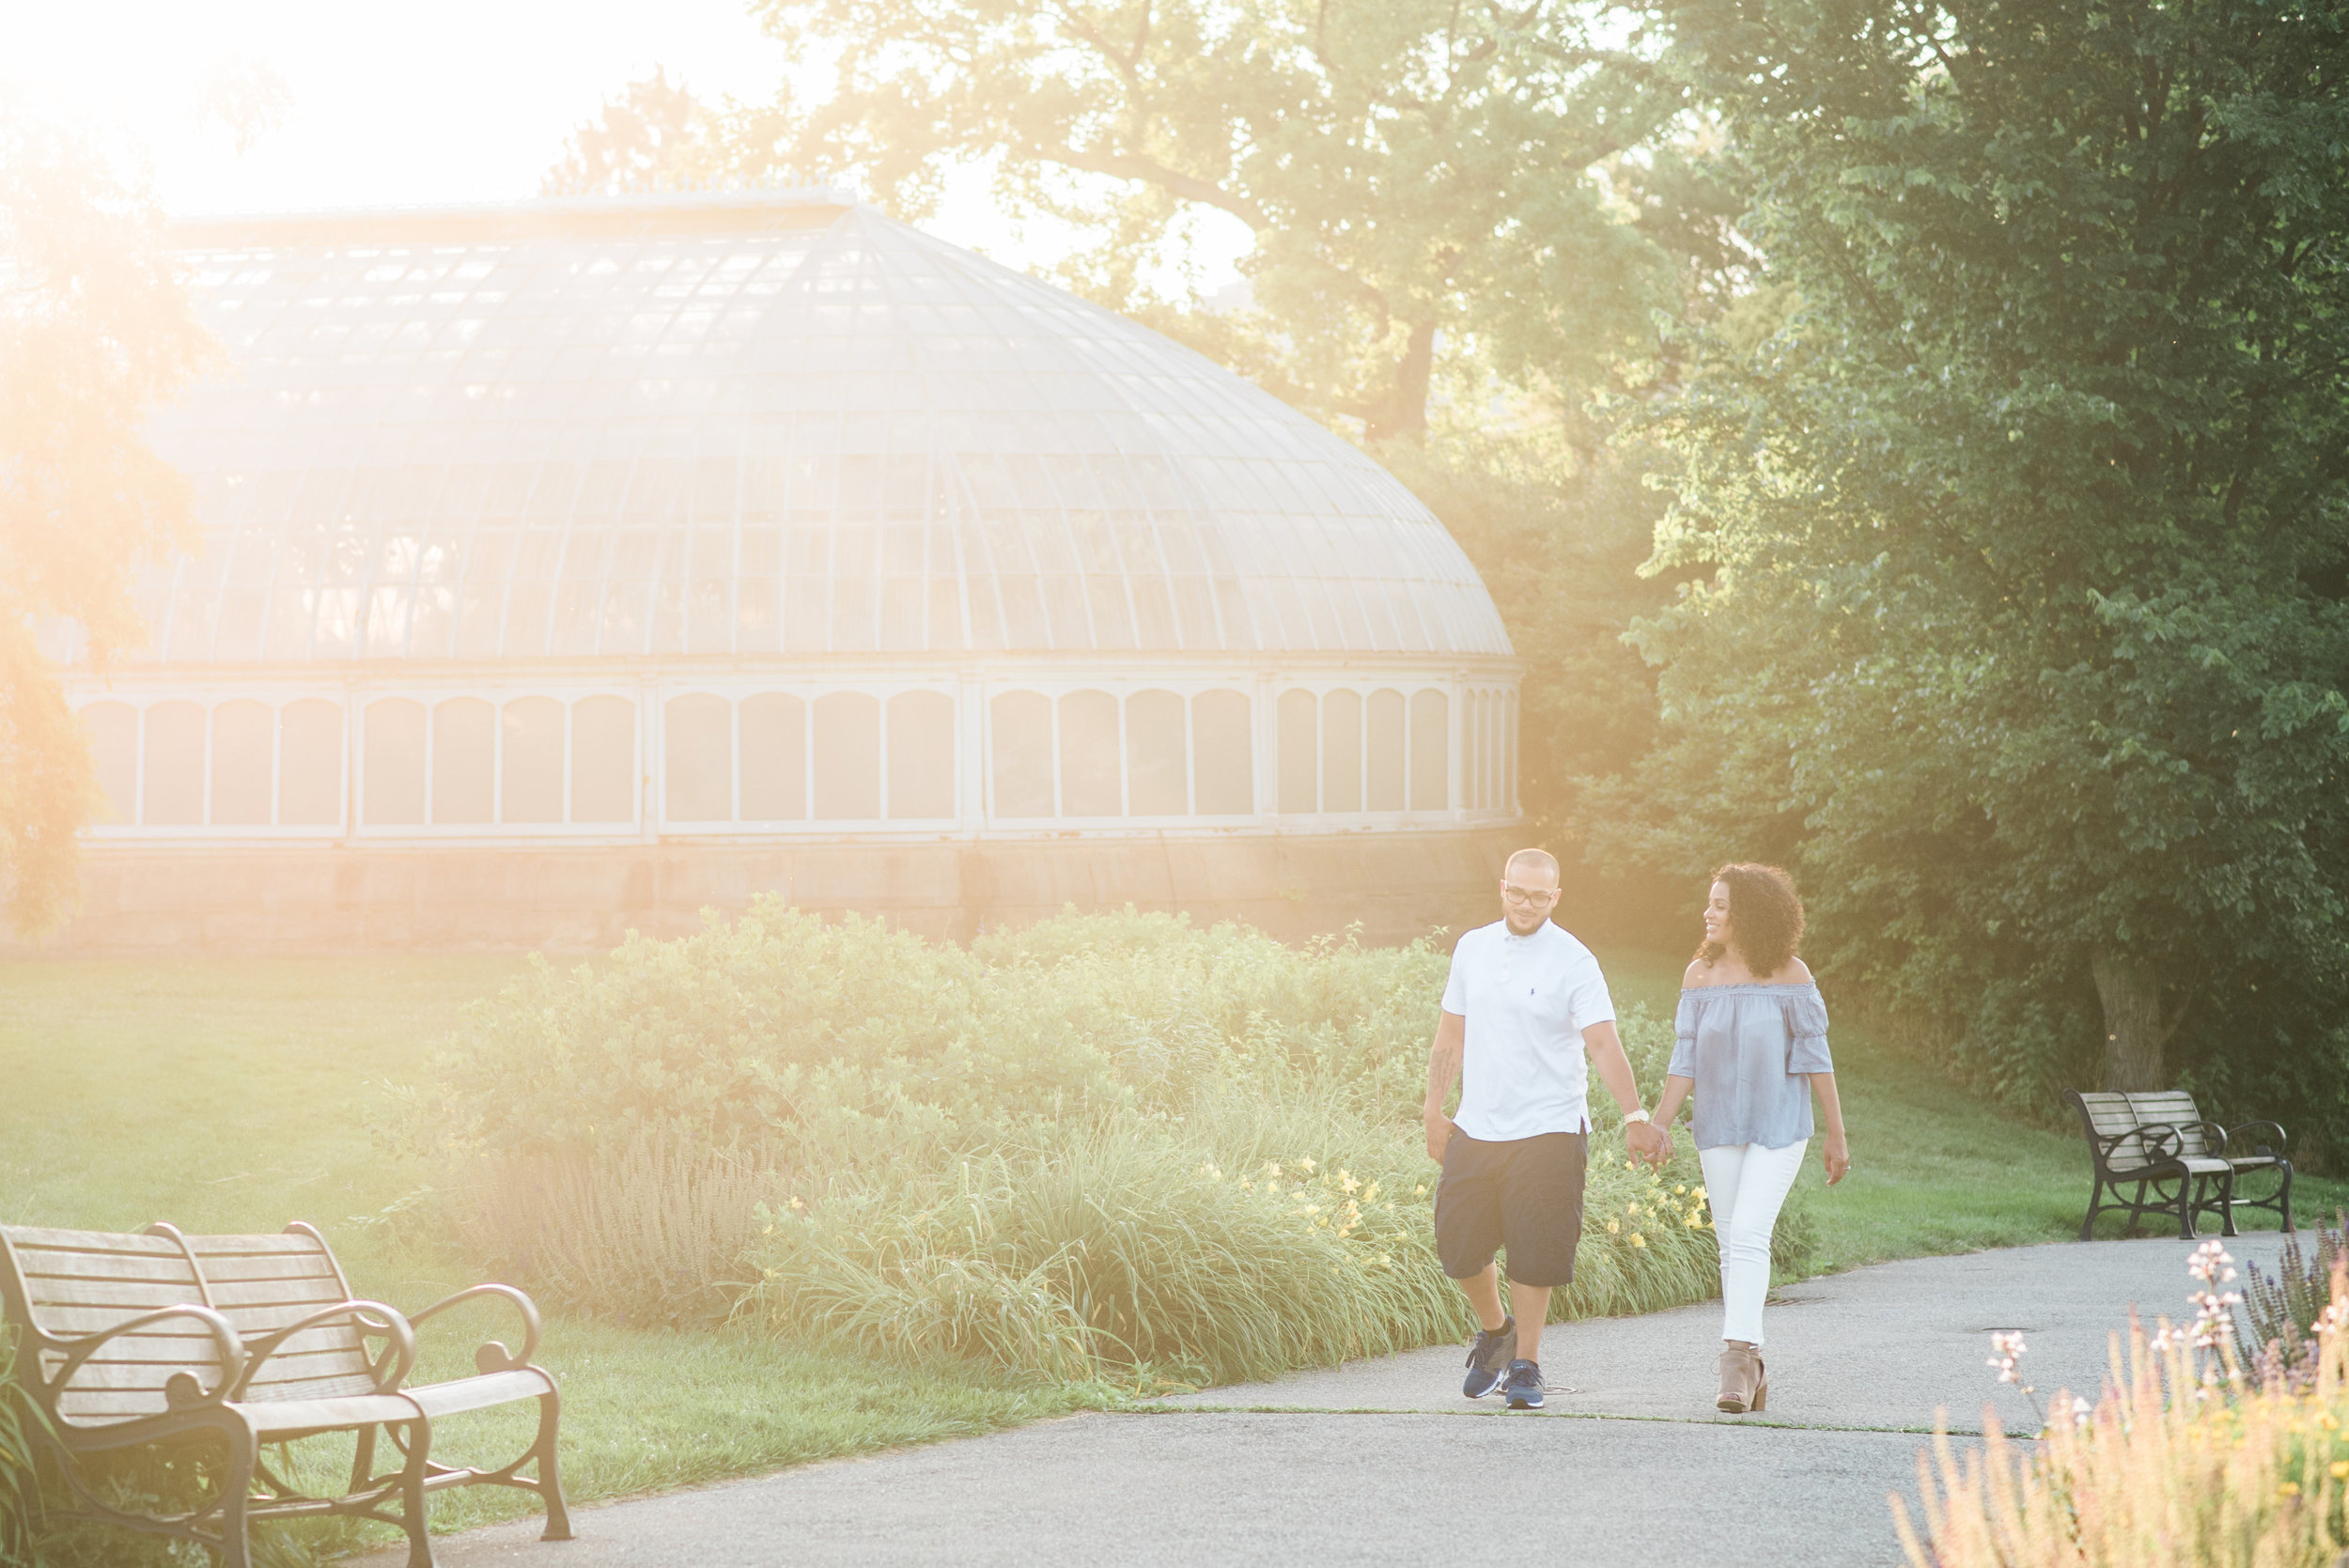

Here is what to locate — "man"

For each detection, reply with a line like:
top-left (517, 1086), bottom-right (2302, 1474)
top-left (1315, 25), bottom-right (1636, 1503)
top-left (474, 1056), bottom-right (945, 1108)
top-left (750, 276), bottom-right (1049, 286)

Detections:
top-left (1423, 847), bottom-right (1669, 1409)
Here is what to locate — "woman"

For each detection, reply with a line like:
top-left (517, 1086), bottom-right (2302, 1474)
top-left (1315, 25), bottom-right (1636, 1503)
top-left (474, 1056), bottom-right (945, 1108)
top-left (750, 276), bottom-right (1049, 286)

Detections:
top-left (1649, 863), bottom-right (1850, 1414)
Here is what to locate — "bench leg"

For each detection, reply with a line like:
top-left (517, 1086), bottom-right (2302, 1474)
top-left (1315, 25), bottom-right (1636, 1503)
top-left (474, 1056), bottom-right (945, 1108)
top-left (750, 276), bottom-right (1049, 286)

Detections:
top-left (2079, 1183), bottom-right (2104, 1242)
top-left (399, 1417), bottom-right (435, 1568)
top-left (2279, 1162), bottom-right (2295, 1234)
top-left (209, 1413), bottom-right (260, 1568)
top-left (535, 1387), bottom-right (573, 1542)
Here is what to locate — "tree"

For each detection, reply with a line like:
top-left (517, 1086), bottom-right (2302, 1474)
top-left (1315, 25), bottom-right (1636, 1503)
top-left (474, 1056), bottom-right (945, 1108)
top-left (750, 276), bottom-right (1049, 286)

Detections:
top-left (0, 110), bottom-right (216, 938)
top-left (722, 0), bottom-right (1690, 441)
top-left (544, 69), bottom-right (718, 196)
top-left (1600, 0), bottom-right (2349, 1128)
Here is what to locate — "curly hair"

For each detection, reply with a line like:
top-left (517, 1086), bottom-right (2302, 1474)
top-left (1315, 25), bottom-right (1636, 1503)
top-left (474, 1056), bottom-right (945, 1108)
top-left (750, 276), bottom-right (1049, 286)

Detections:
top-left (1695, 862), bottom-right (1806, 977)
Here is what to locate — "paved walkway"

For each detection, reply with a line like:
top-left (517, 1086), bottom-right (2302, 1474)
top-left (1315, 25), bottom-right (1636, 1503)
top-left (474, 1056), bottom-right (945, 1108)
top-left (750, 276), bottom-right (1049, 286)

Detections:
top-left (359, 1231), bottom-right (2292, 1567)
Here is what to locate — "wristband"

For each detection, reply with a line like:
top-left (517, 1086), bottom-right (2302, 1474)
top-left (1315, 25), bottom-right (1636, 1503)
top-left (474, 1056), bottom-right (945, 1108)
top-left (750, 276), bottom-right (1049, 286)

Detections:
top-left (1622, 1108), bottom-right (1651, 1126)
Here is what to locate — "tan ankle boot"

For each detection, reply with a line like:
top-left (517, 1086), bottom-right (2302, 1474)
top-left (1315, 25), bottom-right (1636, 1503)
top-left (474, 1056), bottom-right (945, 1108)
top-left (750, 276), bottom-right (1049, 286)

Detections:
top-left (1717, 1341), bottom-right (1766, 1413)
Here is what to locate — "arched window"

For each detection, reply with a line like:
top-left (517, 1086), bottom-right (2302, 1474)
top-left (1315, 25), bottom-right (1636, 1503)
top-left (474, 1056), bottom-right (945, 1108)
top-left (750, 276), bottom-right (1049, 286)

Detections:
top-left (1277, 689), bottom-right (1317, 814)
top-left (1366, 689), bottom-right (1406, 812)
top-left (142, 703), bottom-right (206, 825)
top-left (1191, 691), bottom-right (1252, 815)
top-left (813, 691), bottom-right (880, 819)
top-left (81, 703), bottom-right (137, 824)
top-left (1409, 689), bottom-right (1448, 812)
top-left (431, 698), bottom-right (494, 825)
top-left (364, 699), bottom-right (427, 825)
top-left (1503, 691), bottom-right (1518, 814)
top-left (279, 700), bottom-right (343, 826)
top-left (571, 695), bottom-right (637, 823)
top-left (1465, 691), bottom-right (1486, 810)
top-left (887, 691), bottom-right (955, 819)
top-left (1058, 690), bottom-right (1119, 815)
top-left (1321, 689), bottom-right (1361, 814)
top-left (210, 700), bottom-right (274, 825)
top-left (664, 693), bottom-right (733, 822)
top-left (502, 697), bottom-right (565, 823)
top-left (1126, 690), bottom-right (1187, 815)
top-left (990, 691), bottom-right (1053, 818)
top-left (739, 692), bottom-right (806, 821)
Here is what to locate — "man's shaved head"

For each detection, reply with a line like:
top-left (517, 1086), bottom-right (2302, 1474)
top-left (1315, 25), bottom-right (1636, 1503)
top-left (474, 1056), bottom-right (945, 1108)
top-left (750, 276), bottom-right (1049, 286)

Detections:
top-left (1504, 847), bottom-right (1560, 885)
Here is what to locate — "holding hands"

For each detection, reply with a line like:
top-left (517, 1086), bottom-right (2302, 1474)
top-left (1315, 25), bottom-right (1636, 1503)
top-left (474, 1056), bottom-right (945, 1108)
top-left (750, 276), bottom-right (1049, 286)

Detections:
top-left (1626, 1117), bottom-right (1672, 1170)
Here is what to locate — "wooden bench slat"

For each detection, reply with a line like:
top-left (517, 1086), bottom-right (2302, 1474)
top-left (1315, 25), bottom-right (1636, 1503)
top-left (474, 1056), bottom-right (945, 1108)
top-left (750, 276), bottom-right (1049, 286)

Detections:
top-left (182, 1234), bottom-right (332, 1258)
top-left (17, 1251), bottom-right (206, 1286)
top-left (405, 1369), bottom-right (554, 1419)
top-left (246, 1372), bottom-right (384, 1402)
top-left (58, 1359), bottom-right (215, 1391)
top-left (208, 1280), bottom-right (350, 1311)
top-left (194, 1253), bottom-right (341, 1285)
top-left (20, 1278), bottom-right (210, 1312)
top-left (56, 1390), bottom-right (177, 1423)
top-left (8, 1227), bottom-right (188, 1257)
top-left (26, 1305), bottom-right (222, 1337)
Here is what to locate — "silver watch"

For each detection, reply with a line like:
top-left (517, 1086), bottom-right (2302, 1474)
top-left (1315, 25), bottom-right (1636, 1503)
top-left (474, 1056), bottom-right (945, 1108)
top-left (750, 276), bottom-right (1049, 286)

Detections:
top-left (1622, 1108), bottom-right (1652, 1126)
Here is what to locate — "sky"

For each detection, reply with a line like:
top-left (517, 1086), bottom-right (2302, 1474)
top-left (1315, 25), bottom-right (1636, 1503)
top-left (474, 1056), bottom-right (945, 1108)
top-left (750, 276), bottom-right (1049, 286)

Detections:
top-left (0, 0), bottom-right (1240, 280)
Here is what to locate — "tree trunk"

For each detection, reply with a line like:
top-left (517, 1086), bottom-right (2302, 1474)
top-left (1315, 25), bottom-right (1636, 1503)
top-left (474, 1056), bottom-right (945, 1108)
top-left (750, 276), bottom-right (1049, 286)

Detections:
top-left (1362, 318), bottom-right (1437, 444)
top-left (2091, 949), bottom-right (2169, 1091)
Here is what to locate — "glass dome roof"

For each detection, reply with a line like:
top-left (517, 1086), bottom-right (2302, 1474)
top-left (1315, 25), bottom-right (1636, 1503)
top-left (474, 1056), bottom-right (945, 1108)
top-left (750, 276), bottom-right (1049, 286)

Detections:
top-left (116, 194), bottom-right (1512, 665)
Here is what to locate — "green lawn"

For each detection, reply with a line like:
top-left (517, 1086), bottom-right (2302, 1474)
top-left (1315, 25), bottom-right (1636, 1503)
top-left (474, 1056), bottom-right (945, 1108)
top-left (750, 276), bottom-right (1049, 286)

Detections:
top-left (2, 947), bottom-right (2328, 1562)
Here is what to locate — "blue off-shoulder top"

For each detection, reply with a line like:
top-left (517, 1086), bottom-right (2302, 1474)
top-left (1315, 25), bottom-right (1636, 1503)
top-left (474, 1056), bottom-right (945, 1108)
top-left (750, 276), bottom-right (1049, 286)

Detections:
top-left (1669, 983), bottom-right (1834, 1152)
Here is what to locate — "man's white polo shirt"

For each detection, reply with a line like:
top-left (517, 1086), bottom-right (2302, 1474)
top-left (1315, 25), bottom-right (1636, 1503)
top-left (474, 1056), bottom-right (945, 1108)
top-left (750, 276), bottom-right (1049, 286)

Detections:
top-left (1439, 919), bottom-right (1616, 1142)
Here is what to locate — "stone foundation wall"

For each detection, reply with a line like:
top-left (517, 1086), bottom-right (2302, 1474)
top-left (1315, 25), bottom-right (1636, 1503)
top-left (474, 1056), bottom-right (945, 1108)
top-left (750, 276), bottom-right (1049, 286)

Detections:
top-left (11, 830), bottom-right (1526, 954)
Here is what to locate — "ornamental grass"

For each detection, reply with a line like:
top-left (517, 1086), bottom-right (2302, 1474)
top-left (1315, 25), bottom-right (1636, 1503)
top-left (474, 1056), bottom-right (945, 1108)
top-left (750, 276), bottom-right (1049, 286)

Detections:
top-left (1900, 1245), bottom-right (2349, 1568)
top-left (412, 903), bottom-right (1803, 1385)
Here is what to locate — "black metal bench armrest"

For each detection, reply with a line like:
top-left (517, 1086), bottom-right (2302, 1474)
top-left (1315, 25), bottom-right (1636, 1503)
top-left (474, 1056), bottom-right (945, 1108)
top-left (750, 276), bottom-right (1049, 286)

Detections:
top-left (232, 1299), bottom-right (417, 1398)
top-left (2227, 1121), bottom-right (2291, 1157)
top-left (44, 1304), bottom-right (248, 1413)
top-left (408, 1282), bottom-right (543, 1374)
top-left (2179, 1120), bottom-right (2230, 1155)
top-left (2096, 1121), bottom-right (2186, 1165)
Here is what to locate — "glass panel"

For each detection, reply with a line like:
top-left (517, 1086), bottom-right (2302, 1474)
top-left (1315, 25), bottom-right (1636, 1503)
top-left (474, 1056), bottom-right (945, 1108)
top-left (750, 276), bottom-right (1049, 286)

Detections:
top-left (1191, 691), bottom-right (1252, 815)
top-left (739, 692), bottom-right (806, 820)
top-left (431, 698), bottom-right (494, 824)
top-left (886, 691), bottom-right (955, 818)
top-left (279, 700), bottom-right (343, 825)
top-left (1277, 689), bottom-right (1316, 815)
top-left (664, 693), bottom-right (734, 822)
top-left (81, 702), bottom-right (137, 824)
top-left (142, 702), bottom-right (207, 825)
top-left (1126, 690), bottom-right (1187, 815)
top-left (813, 691), bottom-right (880, 819)
top-left (1057, 690), bottom-right (1119, 816)
top-left (1321, 689), bottom-right (1361, 814)
top-left (1366, 689), bottom-right (1406, 812)
top-left (571, 695), bottom-right (636, 823)
top-left (1409, 689), bottom-right (1448, 812)
top-left (1505, 691), bottom-right (1518, 814)
top-left (210, 700), bottom-right (273, 825)
top-left (364, 699), bottom-right (426, 825)
top-left (502, 696), bottom-right (565, 823)
top-left (989, 691), bottom-right (1053, 817)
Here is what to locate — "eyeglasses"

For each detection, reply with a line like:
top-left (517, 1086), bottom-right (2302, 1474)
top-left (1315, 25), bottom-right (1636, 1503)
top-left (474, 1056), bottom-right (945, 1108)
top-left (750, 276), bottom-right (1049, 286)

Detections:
top-left (1501, 884), bottom-right (1559, 907)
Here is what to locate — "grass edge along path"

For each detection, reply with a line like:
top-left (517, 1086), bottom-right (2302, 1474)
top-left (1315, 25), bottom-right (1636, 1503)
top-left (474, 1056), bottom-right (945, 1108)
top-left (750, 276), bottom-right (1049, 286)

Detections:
top-left (2, 945), bottom-right (2336, 1565)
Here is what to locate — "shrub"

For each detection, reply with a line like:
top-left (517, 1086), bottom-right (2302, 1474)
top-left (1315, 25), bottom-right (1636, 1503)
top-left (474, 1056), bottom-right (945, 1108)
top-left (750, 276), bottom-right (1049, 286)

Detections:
top-left (440, 1129), bottom-right (775, 1327)
top-left (1902, 1246), bottom-right (2349, 1567)
top-left (2239, 1214), bottom-right (2349, 1383)
top-left (413, 907), bottom-right (1800, 1377)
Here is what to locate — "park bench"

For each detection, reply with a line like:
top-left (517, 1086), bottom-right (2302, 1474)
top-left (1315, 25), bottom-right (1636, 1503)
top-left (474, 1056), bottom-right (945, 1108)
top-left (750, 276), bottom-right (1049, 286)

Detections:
top-left (2064, 1089), bottom-right (2295, 1241)
top-left (0, 1219), bottom-right (568, 1568)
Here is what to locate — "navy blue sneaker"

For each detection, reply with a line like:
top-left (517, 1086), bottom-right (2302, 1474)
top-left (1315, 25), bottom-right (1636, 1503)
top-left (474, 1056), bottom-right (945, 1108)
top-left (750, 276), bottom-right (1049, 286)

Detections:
top-left (1462, 1316), bottom-right (1517, 1399)
top-left (1502, 1358), bottom-right (1546, 1409)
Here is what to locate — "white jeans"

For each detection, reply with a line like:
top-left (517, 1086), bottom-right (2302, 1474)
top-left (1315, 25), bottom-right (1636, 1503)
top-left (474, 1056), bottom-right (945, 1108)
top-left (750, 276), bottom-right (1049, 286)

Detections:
top-left (1699, 1140), bottom-right (1808, 1347)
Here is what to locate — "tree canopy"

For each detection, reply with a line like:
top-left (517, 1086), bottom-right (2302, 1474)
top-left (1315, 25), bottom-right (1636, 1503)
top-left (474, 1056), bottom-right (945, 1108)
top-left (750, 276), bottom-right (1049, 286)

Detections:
top-left (723, 0), bottom-right (1715, 439)
top-left (0, 110), bottom-right (214, 938)
top-left (1595, 0), bottom-right (2349, 1126)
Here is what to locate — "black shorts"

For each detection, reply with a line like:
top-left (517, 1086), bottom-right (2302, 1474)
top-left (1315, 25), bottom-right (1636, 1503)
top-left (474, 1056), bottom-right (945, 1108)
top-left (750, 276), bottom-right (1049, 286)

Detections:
top-left (1433, 1128), bottom-right (1587, 1288)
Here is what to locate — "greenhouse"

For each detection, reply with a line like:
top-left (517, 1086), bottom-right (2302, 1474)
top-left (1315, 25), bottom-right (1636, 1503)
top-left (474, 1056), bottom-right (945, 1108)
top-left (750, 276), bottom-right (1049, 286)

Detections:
top-left (44, 192), bottom-right (1521, 950)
